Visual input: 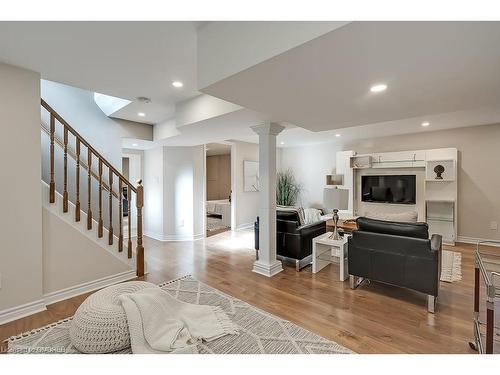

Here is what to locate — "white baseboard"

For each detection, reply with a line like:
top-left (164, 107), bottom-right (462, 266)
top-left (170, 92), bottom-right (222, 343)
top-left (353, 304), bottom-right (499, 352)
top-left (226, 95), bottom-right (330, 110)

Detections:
top-left (43, 270), bottom-right (137, 305)
top-left (144, 231), bottom-right (205, 242)
top-left (457, 236), bottom-right (500, 247)
top-left (0, 299), bottom-right (47, 326)
top-left (236, 222), bottom-right (254, 230)
top-left (0, 270), bottom-right (137, 325)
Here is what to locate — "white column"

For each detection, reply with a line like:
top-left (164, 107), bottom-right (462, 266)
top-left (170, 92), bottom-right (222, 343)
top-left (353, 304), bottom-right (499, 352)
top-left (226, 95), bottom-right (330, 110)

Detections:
top-left (251, 123), bottom-right (285, 277)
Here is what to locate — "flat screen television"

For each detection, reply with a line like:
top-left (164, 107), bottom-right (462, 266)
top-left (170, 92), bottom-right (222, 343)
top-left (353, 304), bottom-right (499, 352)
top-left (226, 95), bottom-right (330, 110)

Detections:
top-left (361, 175), bottom-right (416, 204)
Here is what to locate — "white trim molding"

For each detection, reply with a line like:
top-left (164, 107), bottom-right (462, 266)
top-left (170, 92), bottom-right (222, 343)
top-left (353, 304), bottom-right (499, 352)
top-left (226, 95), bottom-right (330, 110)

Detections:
top-left (236, 222), bottom-right (254, 230)
top-left (252, 260), bottom-right (283, 277)
top-left (457, 236), bottom-right (500, 247)
top-left (0, 299), bottom-right (47, 325)
top-left (144, 231), bottom-right (205, 242)
top-left (0, 270), bottom-right (137, 325)
top-left (43, 270), bottom-right (137, 306)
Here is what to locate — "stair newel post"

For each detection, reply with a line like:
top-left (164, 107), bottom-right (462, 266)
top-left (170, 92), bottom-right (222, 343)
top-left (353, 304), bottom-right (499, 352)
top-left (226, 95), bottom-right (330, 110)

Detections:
top-left (108, 168), bottom-right (114, 245)
top-left (127, 185), bottom-right (132, 259)
top-left (87, 148), bottom-right (92, 230)
top-left (62, 127), bottom-right (69, 212)
top-left (118, 179), bottom-right (123, 252)
top-left (98, 159), bottom-right (103, 238)
top-left (75, 138), bottom-right (81, 222)
top-left (49, 113), bottom-right (55, 203)
top-left (136, 179), bottom-right (144, 277)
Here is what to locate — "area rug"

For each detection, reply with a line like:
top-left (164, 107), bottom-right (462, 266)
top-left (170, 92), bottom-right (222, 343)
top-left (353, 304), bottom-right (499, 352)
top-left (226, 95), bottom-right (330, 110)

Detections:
top-left (206, 216), bottom-right (229, 232)
top-left (440, 250), bottom-right (462, 283)
top-left (6, 276), bottom-right (353, 354)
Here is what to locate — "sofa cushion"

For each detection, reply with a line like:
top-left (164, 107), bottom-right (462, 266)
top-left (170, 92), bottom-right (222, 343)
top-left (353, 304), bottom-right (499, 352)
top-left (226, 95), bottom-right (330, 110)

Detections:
top-left (365, 210), bottom-right (418, 223)
top-left (277, 206), bottom-right (305, 225)
top-left (303, 208), bottom-right (322, 224)
top-left (356, 217), bottom-right (429, 239)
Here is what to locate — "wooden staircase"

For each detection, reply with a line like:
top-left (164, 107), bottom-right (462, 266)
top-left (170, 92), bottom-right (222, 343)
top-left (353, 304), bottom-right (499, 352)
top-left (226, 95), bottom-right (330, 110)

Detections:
top-left (40, 99), bottom-right (144, 277)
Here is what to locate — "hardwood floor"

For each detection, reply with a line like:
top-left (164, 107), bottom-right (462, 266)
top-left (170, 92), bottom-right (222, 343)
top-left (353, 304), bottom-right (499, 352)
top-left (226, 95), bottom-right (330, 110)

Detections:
top-left (0, 229), bottom-right (482, 354)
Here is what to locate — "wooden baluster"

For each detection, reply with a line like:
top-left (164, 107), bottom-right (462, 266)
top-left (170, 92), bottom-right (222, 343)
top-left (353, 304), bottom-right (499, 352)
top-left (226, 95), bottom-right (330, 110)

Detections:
top-left (87, 149), bottom-right (92, 230)
top-left (127, 185), bottom-right (132, 259)
top-left (75, 138), bottom-right (81, 222)
top-left (63, 127), bottom-right (69, 212)
top-left (108, 168), bottom-right (114, 245)
top-left (98, 159), bottom-right (103, 238)
top-left (49, 114), bottom-right (55, 203)
top-left (118, 179), bottom-right (123, 252)
top-left (136, 179), bottom-right (144, 277)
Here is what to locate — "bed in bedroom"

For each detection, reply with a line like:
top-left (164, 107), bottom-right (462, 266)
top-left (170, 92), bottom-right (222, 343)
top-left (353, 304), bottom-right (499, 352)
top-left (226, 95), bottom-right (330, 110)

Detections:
top-left (206, 199), bottom-right (231, 227)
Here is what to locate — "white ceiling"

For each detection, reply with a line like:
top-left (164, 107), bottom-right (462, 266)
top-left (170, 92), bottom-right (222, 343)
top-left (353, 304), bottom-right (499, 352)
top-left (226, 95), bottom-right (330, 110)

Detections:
top-left (0, 21), bottom-right (201, 124)
top-left (203, 22), bottom-right (500, 132)
top-left (2, 21), bottom-right (500, 150)
top-left (275, 107), bottom-right (500, 147)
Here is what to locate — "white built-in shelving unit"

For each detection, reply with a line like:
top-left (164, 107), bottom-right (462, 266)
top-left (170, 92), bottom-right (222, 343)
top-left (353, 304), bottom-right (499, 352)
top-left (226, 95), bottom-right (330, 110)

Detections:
top-left (340, 147), bottom-right (458, 246)
top-left (424, 149), bottom-right (458, 245)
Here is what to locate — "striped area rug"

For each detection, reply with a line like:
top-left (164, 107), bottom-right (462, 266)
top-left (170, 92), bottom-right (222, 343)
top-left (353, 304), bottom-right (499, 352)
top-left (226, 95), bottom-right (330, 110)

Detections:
top-left (6, 276), bottom-right (353, 354)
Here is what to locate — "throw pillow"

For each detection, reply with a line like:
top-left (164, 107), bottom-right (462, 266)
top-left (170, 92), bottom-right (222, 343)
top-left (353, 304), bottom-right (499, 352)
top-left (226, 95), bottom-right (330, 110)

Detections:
top-left (303, 208), bottom-right (322, 224)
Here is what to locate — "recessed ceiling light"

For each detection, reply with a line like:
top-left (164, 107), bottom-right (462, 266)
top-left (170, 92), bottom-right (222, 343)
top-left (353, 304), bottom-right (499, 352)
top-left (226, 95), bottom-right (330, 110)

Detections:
top-left (370, 84), bottom-right (387, 93)
top-left (138, 112), bottom-right (145, 117)
top-left (280, 141), bottom-right (285, 145)
top-left (132, 143), bottom-right (138, 147)
top-left (172, 81), bottom-right (184, 88)
top-left (421, 121), bottom-right (430, 127)
top-left (335, 133), bottom-right (341, 137)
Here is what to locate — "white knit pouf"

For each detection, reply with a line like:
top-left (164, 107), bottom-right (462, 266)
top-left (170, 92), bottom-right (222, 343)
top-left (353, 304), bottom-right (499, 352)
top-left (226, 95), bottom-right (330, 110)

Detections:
top-left (70, 281), bottom-right (158, 353)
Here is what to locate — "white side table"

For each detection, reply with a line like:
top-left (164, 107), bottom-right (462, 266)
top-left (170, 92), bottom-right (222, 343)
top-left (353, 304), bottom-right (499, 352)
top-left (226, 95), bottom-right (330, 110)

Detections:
top-left (312, 232), bottom-right (349, 281)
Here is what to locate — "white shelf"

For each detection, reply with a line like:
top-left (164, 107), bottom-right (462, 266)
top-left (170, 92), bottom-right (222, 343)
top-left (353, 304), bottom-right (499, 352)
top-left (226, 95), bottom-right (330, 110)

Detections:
top-left (350, 155), bottom-right (372, 169)
top-left (425, 159), bottom-right (455, 181)
top-left (425, 199), bottom-right (456, 203)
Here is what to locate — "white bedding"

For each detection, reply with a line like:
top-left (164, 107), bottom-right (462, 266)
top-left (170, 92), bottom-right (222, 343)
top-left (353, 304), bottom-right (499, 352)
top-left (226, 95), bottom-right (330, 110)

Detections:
top-left (206, 200), bottom-right (231, 227)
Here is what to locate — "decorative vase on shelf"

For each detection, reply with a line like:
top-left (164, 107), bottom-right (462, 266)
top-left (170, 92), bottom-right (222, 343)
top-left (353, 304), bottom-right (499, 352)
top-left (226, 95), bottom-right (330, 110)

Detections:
top-left (434, 164), bottom-right (445, 179)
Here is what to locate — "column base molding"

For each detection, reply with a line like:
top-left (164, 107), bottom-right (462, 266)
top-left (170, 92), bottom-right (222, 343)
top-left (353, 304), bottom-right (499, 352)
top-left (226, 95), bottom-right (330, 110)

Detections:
top-left (252, 260), bottom-right (283, 277)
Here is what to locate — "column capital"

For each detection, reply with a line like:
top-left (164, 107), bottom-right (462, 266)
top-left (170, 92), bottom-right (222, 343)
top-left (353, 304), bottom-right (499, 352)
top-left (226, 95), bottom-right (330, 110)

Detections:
top-left (251, 122), bottom-right (285, 136)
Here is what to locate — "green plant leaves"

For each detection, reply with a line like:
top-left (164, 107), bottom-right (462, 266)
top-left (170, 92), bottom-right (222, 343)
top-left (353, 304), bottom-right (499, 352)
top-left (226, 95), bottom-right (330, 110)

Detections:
top-left (276, 169), bottom-right (302, 206)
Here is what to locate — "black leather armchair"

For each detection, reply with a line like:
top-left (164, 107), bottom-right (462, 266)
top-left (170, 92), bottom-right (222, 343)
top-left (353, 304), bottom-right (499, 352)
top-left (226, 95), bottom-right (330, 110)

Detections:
top-left (348, 217), bottom-right (442, 313)
top-left (254, 210), bottom-right (326, 271)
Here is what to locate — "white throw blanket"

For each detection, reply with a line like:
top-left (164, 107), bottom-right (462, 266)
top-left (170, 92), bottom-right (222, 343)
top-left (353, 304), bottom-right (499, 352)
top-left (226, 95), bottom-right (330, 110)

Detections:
top-left (119, 287), bottom-right (238, 354)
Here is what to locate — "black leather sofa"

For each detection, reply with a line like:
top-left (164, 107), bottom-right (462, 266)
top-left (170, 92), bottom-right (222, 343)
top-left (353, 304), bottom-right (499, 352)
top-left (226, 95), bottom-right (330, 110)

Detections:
top-left (254, 210), bottom-right (326, 270)
top-left (348, 217), bottom-right (442, 313)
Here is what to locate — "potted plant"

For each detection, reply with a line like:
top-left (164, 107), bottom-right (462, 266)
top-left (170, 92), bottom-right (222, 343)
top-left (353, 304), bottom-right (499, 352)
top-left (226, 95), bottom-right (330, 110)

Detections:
top-left (276, 169), bottom-right (302, 206)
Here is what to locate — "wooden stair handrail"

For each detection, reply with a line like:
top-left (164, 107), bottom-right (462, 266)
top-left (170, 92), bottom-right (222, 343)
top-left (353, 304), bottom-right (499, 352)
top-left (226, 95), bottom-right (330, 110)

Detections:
top-left (41, 123), bottom-right (120, 198)
top-left (41, 99), bottom-right (136, 193)
top-left (41, 99), bottom-right (144, 278)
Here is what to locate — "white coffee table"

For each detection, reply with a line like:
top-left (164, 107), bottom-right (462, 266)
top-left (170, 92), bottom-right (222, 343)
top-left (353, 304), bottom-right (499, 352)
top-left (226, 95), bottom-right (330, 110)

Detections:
top-left (312, 232), bottom-right (349, 281)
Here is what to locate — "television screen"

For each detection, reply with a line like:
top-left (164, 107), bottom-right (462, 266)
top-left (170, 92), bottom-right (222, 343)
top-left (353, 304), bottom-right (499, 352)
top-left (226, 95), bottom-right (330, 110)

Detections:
top-left (361, 175), bottom-right (416, 204)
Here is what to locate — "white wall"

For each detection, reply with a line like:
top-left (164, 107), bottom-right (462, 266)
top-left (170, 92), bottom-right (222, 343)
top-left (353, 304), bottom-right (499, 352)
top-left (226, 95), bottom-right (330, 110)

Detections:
top-left (143, 145), bottom-right (205, 241)
top-left (144, 147), bottom-right (164, 239)
top-left (42, 185), bottom-right (133, 295)
top-left (231, 141), bottom-right (260, 229)
top-left (163, 146), bottom-right (205, 240)
top-left (0, 63), bottom-right (43, 312)
top-left (280, 143), bottom-right (338, 208)
top-left (153, 118), bottom-right (180, 141)
top-left (41, 80), bottom-right (123, 168)
top-left (115, 118), bottom-right (153, 141)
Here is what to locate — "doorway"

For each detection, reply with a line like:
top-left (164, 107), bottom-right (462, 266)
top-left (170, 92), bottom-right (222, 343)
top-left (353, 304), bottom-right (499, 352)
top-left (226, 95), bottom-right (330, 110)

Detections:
top-left (205, 143), bottom-right (232, 237)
